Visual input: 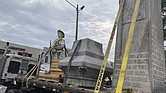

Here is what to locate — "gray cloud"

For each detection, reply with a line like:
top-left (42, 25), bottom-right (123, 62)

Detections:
top-left (0, 0), bottom-right (118, 61)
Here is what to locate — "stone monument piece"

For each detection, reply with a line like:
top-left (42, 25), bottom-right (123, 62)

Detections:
top-left (113, 0), bottom-right (166, 93)
top-left (59, 38), bottom-right (113, 87)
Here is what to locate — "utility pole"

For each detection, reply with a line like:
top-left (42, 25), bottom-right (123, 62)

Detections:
top-left (75, 5), bottom-right (79, 41)
top-left (65, 0), bottom-right (85, 41)
top-left (49, 40), bottom-right (52, 74)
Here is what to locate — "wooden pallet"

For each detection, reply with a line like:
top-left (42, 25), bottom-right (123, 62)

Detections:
top-left (38, 59), bottom-right (64, 83)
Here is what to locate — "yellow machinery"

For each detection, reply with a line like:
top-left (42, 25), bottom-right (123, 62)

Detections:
top-left (94, 0), bottom-right (124, 93)
top-left (94, 0), bottom-right (141, 93)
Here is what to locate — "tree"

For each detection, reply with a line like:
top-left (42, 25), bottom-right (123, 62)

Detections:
top-left (162, 0), bottom-right (166, 40)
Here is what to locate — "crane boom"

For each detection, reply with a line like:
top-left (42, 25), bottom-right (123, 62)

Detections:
top-left (94, 0), bottom-right (124, 93)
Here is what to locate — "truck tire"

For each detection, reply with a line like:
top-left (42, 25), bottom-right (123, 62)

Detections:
top-left (7, 89), bottom-right (22, 93)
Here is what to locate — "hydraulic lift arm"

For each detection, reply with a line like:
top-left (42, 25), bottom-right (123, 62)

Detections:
top-left (94, 0), bottom-right (124, 93)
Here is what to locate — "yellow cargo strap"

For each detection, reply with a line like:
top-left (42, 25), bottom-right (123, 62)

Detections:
top-left (22, 38), bottom-right (62, 88)
top-left (115, 0), bottom-right (141, 93)
top-left (94, 0), bottom-right (124, 93)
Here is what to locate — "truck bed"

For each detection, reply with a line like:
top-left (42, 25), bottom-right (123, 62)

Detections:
top-left (29, 79), bottom-right (94, 93)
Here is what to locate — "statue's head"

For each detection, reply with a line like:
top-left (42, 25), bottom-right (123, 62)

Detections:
top-left (57, 30), bottom-right (65, 38)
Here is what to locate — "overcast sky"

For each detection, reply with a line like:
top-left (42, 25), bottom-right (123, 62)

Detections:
top-left (0, 0), bottom-right (119, 61)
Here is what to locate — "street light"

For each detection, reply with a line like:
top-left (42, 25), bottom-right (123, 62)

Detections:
top-left (65, 0), bottom-right (85, 41)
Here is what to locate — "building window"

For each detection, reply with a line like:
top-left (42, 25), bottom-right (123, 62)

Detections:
top-left (21, 60), bottom-right (29, 70)
top-left (0, 49), bottom-right (4, 55)
top-left (45, 56), bottom-right (48, 63)
top-left (27, 64), bottom-right (37, 76)
top-left (7, 61), bottom-right (20, 74)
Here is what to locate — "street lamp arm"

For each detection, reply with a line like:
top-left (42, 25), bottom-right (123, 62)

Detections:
top-left (64, 0), bottom-right (85, 41)
top-left (65, 0), bottom-right (77, 9)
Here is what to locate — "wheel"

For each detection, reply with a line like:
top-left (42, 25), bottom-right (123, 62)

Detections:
top-left (7, 89), bottom-right (22, 93)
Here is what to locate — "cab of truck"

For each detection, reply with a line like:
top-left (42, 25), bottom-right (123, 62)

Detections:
top-left (0, 44), bottom-right (38, 83)
top-left (0, 53), bottom-right (38, 81)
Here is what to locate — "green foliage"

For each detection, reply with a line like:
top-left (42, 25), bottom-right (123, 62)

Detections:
top-left (162, 0), bottom-right (166, 40)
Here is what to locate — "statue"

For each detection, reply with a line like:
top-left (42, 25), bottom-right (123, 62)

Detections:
top-left (52, 30), bottom-right (65, 59)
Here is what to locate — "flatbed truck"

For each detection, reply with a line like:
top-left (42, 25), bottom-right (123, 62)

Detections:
top-left (0, 42), bottom-right (109, 93)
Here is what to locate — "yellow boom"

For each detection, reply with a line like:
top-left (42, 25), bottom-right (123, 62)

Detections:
top-left (94, 0), bottom-right (124, 93)
top-left (115, 0), bottom-right (141, 93)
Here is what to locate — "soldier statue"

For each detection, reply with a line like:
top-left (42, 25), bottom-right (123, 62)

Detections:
top-left (52, 30), bottom-right (65, 59)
